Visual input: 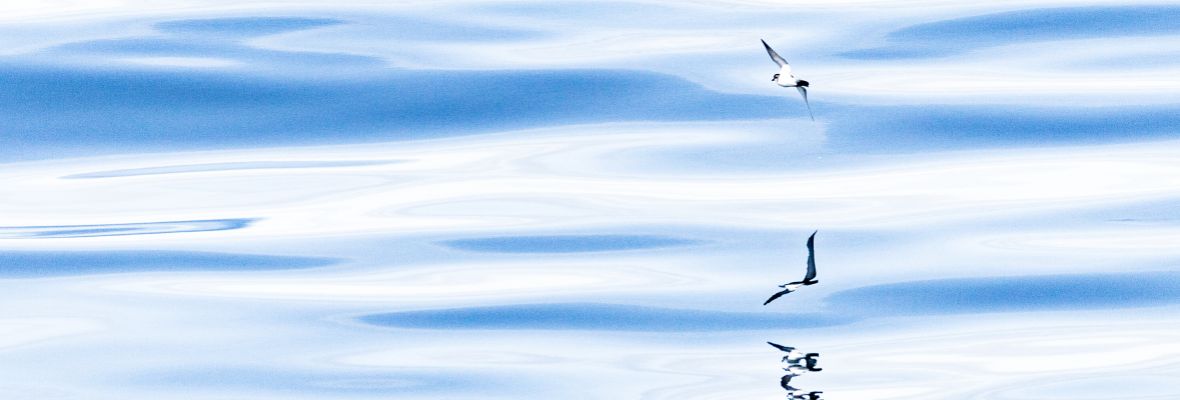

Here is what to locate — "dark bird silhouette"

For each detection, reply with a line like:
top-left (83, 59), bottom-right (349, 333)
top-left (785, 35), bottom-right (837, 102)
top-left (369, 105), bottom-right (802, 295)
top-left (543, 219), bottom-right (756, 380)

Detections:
top-left (788, 391), bottom-right (824, 400)
top-left (763, 230), bottom-right (819, 305)
top-left (803, 353), bottom-right (822, 371)
top-left (766, 341), bottom-right (795, 352)
top-left (780, 374), bottom-right (798, 391)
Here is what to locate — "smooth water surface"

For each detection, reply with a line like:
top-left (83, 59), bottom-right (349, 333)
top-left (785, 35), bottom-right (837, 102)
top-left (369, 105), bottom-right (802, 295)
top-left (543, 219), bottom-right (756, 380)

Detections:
top-left (2, 1), bottom-right (1180, 399)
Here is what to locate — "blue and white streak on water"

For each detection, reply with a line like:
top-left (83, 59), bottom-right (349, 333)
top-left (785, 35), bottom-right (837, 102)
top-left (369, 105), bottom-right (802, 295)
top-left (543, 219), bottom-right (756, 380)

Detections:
top-left (3, 1), bottom-right (1180, 399)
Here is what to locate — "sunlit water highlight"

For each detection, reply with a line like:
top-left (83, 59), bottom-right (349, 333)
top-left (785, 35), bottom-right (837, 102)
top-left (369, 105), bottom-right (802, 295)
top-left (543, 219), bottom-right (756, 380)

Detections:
top-left (2, 1), bottom-right (1180, 399)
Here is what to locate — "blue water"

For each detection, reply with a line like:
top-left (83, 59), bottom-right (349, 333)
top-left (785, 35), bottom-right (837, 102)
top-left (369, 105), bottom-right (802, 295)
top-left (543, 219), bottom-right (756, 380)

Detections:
top-left (3, 2), bottom-right (1180, 399)
top-left (0, 250), bottom-right (336, 277)
top-left (63, 161), bottom-right (397, 179)
top-left (154, 17), bottom-right (345, 36)
top-left (0, 219), bottom-right (255, 238)
top-left (842, 6), bottom-right (1180, 59)
top-left (825, 104), bottom-right (1180, 151)
top-left (361, 303), bottom-right (847, 331)
top-left (132, 367), bottom-right (497, 395)
top-left (827, 271), bottom-right (1180, 315)
top-left (439, 234), bottom-right (701, 253)
top-left (0, 64), bottom-right (789, 161)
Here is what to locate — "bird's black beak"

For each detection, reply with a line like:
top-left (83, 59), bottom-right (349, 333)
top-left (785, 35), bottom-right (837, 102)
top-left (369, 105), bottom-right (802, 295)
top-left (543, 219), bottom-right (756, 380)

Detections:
top-left (772, 74), bottom-right (779, 82)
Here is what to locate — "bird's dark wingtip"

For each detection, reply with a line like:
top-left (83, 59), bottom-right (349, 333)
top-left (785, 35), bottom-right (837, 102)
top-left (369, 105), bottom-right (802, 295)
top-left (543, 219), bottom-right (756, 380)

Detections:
top-left (763, 290), bottom-right (787, 305)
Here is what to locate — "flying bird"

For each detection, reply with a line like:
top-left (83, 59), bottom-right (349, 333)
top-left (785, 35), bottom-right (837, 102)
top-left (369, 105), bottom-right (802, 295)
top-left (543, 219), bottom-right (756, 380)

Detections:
top-left (761, 39), bottom-right (814, 121)
top-left (767, 341), bottom-right (807, 363)
top-left (763, 231), bottom-right (819, 305)
top-left (783, 363), bottom-right (809, 375)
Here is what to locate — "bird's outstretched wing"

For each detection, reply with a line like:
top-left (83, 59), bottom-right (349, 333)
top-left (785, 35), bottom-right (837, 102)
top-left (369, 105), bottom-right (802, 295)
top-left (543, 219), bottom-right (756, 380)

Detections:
top-left (764, 287), bottom-right (793, 305)
top-left (767, 341), bottom-right (795, 352)
top-left (797, 87), bottom-right (814, 121)
top-left (803, 230), bottom-right (817, 281)
top-left (780, 375), bottom-right (797, 391)
top-left (762, 39), bottom-right (789, 67)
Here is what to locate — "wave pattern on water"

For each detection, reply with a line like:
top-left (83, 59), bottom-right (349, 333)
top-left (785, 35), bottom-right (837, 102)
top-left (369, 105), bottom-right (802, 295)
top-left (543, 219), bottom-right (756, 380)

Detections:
top-left (841, 6), bottom-right (1180, 59)
top-left (360, 303), bottom-right (848, 331)
top-left (828, 271), bottom-right (1180, 316)
top-left (0, 218), bottom-right (255, 238)
top-left (0, 250), bottom-right (338, 278)
top-left (4, 1), bottom-right (1180, 399)
top-left (62, 160), bottom-right (397, 179)
top-left (439, 234), bottom-right (702, 253)
top-left (131, 366), bottom-right (505, 396)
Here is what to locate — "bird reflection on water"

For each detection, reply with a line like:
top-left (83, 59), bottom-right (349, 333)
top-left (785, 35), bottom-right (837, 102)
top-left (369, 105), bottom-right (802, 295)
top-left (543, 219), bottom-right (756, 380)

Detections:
top-left (767, 341), bottom-right (822, 395)
top-left (765, 232), bottom-right (824, 397)
top-left (767, 341), bottom-right (805, 363)
top-left (786, 390), bottom-right (823, 400)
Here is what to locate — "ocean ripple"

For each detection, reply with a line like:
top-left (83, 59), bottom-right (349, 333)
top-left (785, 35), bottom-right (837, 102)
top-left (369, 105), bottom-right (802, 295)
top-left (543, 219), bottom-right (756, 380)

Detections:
top-left (439, 234), bottom-right (702, 253)
top-left (0, 218), bottom-right (255, 238)
top-left (828, 271), bottom-right (1180, 315)
top-left (360, 303), bottom-right (849, 331)
top-left (0, 250), bottom-right (337, 278)
top-left (62, 160), bottom-right (396, 179)
top-left (842, 6), bottom-right (1180, 59)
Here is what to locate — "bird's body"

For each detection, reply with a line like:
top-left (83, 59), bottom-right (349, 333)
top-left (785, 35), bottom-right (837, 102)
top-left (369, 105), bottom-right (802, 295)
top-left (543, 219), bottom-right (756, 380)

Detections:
top-left (782, 364), bottom-right (808, 375)
top-left (788, 391), bottom-right (824, 400)
top-left (802, 353), bottom-right (823, 372)
top-left (767, 341), bottom-right (807, 363)
top-left (761, 39), bottom-right (814, 120)
top-left (772, 65), bottom-right (798, 88)
top-left (763, 231), bottom-right (819, 306)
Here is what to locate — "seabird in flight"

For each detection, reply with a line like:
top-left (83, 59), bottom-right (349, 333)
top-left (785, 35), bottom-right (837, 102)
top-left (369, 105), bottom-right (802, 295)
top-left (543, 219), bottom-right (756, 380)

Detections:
top-left (763, 230), bottom-right (819, 305)
top-left (767, 341), bottom-right (807, 363)
top-left (762, 39), bottom-right (814, 121)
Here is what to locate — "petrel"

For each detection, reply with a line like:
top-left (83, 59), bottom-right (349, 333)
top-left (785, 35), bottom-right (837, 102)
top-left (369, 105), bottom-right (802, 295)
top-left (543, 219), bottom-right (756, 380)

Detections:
top-left (763, 231), bottom-right (819, 305)
top-left (782, 363), bottom-right (809, 375)
top-left (767, 341), bottom-right (806, 363)
top-left (788, 391), bottom-right (824, 400)
top-left (761, 39), bottom-right (814, 121)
